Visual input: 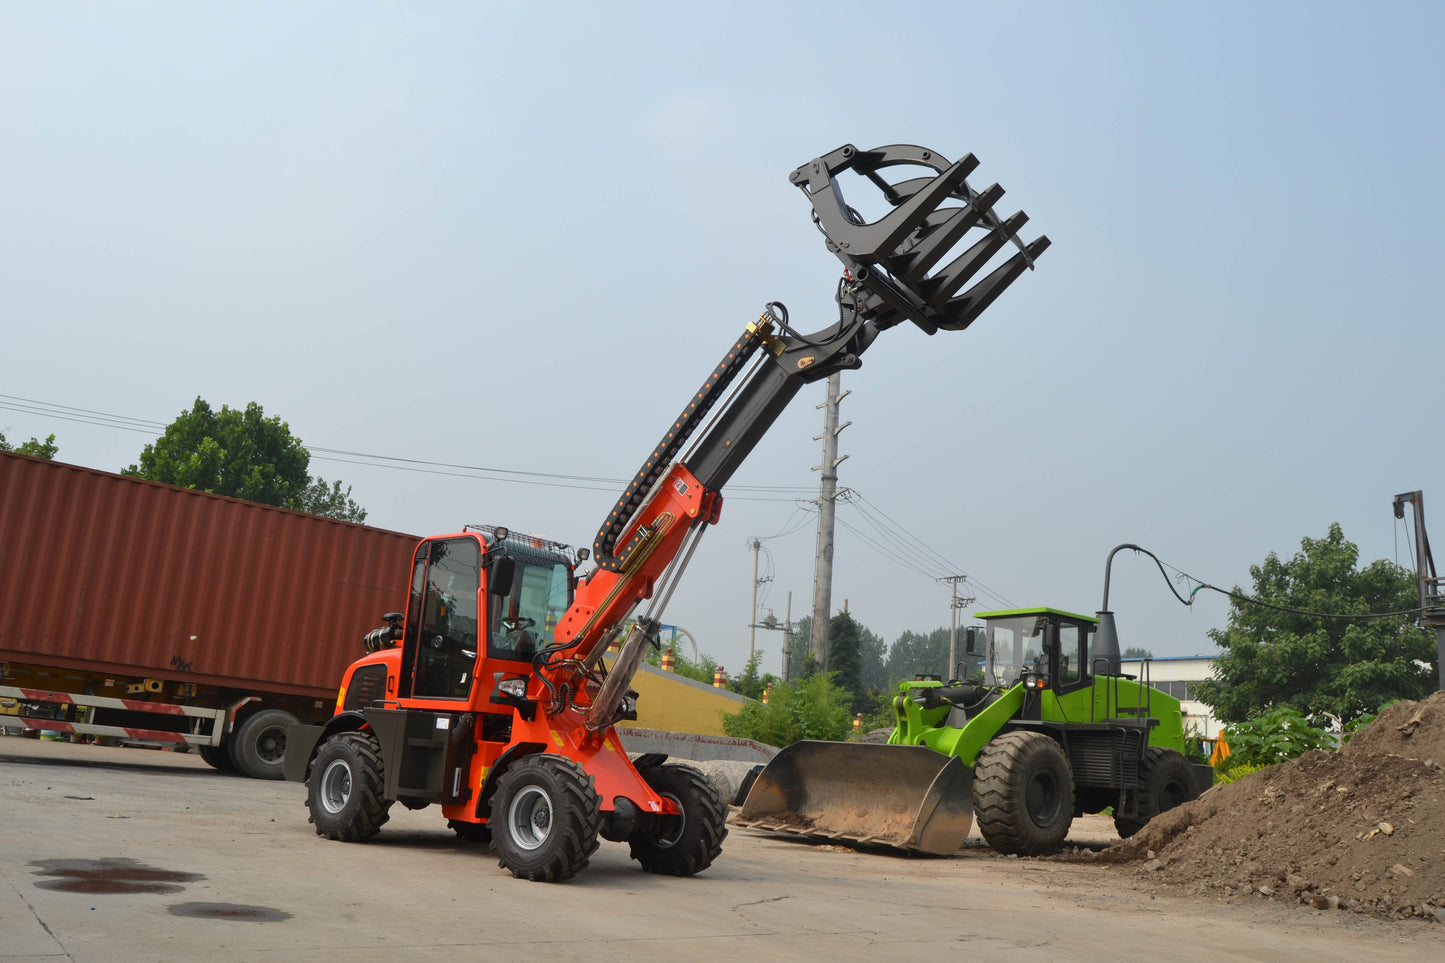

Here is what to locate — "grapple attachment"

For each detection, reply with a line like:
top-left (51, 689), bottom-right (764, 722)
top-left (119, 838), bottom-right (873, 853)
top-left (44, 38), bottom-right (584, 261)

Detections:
top-left (791, 143), bottom-right (1050, 334)
top-left (735, 741), bottom-right (974, 855)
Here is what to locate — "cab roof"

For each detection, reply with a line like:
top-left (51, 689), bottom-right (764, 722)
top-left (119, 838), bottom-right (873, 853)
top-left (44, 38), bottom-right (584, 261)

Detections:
top-left (975, 606), bottom-right (1098, 624)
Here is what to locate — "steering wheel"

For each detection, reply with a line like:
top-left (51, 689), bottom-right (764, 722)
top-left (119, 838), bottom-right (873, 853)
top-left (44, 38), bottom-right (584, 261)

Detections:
top-left (502, 615), bottom-right (536, 632)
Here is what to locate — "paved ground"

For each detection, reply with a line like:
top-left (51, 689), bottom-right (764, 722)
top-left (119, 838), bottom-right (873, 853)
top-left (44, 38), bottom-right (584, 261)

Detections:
top-left (3, 735), bottom-right (1443, 962)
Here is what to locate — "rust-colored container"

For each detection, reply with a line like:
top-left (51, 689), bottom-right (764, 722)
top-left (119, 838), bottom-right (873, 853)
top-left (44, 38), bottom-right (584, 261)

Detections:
top-left (0, 451), bottom-right (419, 699)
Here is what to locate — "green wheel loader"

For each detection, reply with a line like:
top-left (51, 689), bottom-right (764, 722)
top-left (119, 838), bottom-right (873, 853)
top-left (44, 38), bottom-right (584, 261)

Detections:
top-left (737, 607), bottom-right (1214, 856)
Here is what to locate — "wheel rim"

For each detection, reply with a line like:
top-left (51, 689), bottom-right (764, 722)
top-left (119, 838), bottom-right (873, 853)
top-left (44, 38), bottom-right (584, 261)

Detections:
top-left (1160, 777), bottom-right (1189, 810)
top-left (652, 792), bottom-right (686, 849)
top-left (1025, 769), bottom-right (1062, 826)
top-left (255, 726), bottom-right (286, 763)
top-left (319, 758), bottom-right (353, 814)
top-left (507, 785), bottom-right (554, 851)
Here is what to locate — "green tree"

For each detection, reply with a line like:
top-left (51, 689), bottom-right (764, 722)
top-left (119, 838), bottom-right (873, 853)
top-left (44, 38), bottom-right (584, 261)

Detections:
top-left (720, 673), bottom-right (853, 745)
top-left (884, 627), bottom-right (951, 684)
top-left (126, 398), bottom-right (366, 522)
top-left (0, 432), bottom-right (58, 459)
top-left (1122, 646), bottom-right (1154, 659)
top-left (1194, 523), bottom-right (1436, 725)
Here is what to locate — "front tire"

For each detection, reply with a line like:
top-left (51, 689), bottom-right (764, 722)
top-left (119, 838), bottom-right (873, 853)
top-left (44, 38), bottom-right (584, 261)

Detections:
top-left (230, 708), bottom-right (299, 780)
top-left (493, 755), bottom-right (601, 882)
top-left (306, 730), bottom-right (392, 841)
top-left (973, 731), bottom-right (1075, 856)
top-left (1113, 747), bottom-right (1198, 839)
top-left (628, 763), bottom-right (728, 876)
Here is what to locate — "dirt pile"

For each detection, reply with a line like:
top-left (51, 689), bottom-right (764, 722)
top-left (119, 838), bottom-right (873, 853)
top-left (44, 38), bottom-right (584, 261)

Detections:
top-left (1093, 691), bottom-right (1445, 922)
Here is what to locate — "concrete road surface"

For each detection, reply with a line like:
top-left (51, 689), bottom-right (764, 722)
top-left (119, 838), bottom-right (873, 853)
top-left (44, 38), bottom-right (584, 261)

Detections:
top-left (3, 736), bottom-right (1441, 962)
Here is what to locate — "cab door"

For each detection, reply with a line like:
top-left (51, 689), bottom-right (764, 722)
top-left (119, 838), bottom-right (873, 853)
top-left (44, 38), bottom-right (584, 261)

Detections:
top-left (400, 535), bottom-right (483, 701)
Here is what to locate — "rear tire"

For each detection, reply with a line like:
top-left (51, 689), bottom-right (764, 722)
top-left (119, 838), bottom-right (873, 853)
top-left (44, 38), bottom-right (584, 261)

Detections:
top-left (1113, 747), bottom-right (1197, 839)
top-left (629, 763), bottom-right (728, 876)
top-left (198, 744), bottom-right (234, 772)
top-left (493, 755), bottom-right (601, 882)
top-left (449, 819), bottom-right (493, 849)
top-left (307, 730), bottom-right (392, 841)
top-left (229, 708), bottom-right (298, 780)
top-left (973, 731), bottom-right (1075, 856)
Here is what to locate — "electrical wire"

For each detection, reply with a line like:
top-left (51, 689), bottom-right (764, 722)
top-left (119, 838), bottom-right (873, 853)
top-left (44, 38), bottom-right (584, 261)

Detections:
top-left (1127, 546), bottom-right (1431, 622)
top-left (0, 393), bottom-right (812, 501)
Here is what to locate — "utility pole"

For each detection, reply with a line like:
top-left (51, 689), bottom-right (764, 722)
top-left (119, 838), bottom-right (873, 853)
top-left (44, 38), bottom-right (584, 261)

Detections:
top-left (748, 538), bottom-right (761, 662)
top-left (938, 574), bottom-right (976, 681)
top-left (810, 373), bottom-right (850, 669)
top-left (782, 591), bottom-right (793, 681)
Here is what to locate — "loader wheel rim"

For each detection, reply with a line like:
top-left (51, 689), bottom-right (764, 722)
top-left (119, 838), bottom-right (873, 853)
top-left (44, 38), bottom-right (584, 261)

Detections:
top-left (318, 759), bottom-right (353, 815)
top-left (652, 792), bottom-right (685, 849)
top-left (507, 785), bottom-right (553, 851)
top-left (1025, 769), bottom-right (1063, 826)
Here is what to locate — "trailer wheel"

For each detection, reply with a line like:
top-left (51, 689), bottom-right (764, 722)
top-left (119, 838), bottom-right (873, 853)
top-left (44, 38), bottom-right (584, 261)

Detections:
top-left (629, 763), bottom-right (728, 876)
top-left (229, 708), bottom-right (298, 780)
top-left (1113, 748), bottom-right (1197, 839)
top-left (198, 745), bottom-right (234, 772)
top-left (973, 730), bottom-right (1075, 856)
top-left (307, 730), bottom-right (392, 841)
top-left (493, 754), bottom-right (601, 882)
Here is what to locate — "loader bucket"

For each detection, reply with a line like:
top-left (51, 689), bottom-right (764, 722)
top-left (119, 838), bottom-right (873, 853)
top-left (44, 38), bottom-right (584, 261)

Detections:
top-left (735, 741), bottom-right (973, 855)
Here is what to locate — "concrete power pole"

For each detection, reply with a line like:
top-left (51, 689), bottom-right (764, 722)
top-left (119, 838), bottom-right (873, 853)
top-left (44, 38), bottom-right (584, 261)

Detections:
top-left (810, 373), bottom-right (850, 669)
top-left (748, 537), bottom-right (761, 662)
top-left (938, 574), bottom-right (976, 681)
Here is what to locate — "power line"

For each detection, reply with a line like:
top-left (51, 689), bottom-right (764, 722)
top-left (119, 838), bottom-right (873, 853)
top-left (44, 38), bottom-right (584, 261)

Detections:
top-left (0, 393), bottom-right (810, 501)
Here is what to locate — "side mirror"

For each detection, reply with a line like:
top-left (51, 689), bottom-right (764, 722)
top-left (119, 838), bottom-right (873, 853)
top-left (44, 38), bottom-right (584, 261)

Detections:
top-left (964, 626), bottom-right (980, 655)
top-left (489, 557), bottom-right (516, 596)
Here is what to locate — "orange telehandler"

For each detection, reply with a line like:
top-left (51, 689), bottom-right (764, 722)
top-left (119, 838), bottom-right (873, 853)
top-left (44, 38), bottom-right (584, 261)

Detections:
top-left (281, 142), bottom-right (1050, 881)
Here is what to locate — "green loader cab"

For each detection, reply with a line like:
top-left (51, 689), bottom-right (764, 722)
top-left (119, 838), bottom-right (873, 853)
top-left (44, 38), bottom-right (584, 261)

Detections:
top-left (738, 607), bottom-right (1214, 856)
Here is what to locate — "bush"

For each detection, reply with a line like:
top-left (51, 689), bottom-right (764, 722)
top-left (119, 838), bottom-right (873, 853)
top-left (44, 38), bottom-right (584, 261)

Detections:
top-left (720, 673), bottom-right (852, 746)
top-left (1219, 705), bottom-right (1334, 769)
top-left (1214, 762), bottom-right (1266, 785)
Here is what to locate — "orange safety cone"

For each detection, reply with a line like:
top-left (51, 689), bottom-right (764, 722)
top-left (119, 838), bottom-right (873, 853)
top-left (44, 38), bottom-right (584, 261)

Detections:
top-left (661, 645), bottom-right (675, 672)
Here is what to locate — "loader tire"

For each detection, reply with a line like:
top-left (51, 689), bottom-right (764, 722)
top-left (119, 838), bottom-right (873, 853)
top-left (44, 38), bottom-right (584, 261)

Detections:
top-left (1113, 748), bottom-right (1197, 839)
top-left (973, 730), bottom-right (1074, 856)
top-left (449, 819), bottom-right (493, 848)
top-left (629, 763), bottom-right (728, 877)
top-left (230, 708), bottom-right (298, 780)
top-left (307, 730), bottom-right (392, 841)
top-left (493, 755), bottom-right (601, 882)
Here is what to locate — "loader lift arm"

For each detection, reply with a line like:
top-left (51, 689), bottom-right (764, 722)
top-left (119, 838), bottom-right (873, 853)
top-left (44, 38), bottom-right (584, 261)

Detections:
top-left (540, 143), bottom-right (1050, 732)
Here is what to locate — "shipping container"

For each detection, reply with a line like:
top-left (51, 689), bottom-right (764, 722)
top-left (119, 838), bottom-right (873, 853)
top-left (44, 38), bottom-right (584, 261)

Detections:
top-left (0, 450), bottom-right (419, 777)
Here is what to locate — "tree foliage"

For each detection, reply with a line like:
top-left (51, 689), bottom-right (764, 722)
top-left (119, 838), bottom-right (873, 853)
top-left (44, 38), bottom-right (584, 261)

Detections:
top-left (0, 432), bottom-right (58, 459)
top-left (125, 398), bottom-right (366, 522)
top-left (1122, 646), bottom-right (1154, 659)
top-left (884, 627), bottom-right (952, 683)
top-left (720, 673), bottom-right (853, 744)
top-left (1194, 524), bottom-right (1436, 725)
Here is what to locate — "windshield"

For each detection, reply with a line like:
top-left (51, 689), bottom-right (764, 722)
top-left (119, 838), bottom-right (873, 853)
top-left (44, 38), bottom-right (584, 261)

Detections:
top-left (489, 555), bottom-right (571, 662)
top-left (985, 615), bottom-right (1048, 686)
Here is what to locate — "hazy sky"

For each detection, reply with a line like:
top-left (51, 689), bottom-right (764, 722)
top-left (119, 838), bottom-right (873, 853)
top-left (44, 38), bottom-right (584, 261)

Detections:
top-left (3, 2), bottom-right (1441, 676)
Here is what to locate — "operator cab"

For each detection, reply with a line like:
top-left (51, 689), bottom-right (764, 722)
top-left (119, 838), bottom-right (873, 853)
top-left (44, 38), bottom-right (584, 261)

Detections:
top-left (397, 525), bottom-right (579, 705)
top-left (976, 608), bottom-right (1098, 695)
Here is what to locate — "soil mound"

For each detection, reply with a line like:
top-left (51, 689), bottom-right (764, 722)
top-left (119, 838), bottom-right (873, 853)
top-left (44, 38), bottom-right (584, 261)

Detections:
top-left (1090, 691), bottom-right (1445, 922)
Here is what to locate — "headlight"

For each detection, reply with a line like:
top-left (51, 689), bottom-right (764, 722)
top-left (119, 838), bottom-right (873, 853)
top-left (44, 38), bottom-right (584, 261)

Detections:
top-left (497, 677), bottom-right (528, 699)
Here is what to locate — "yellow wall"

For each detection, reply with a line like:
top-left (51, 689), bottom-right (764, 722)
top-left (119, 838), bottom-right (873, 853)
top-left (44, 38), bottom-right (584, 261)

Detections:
top-left (610, 661), bottom-right (753, 737)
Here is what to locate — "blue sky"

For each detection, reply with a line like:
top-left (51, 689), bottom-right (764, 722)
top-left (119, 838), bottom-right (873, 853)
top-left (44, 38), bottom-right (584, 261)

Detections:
top-left (3, 2), bottom-right (1441, 674)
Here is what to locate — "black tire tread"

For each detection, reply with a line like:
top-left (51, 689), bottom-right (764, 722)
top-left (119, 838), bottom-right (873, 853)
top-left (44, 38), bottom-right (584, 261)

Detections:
top-left (629, 763), bottom-right (728, 876)
top-left (307, 730), bottom-right (391, 841)
top-left (973, 730), bottom-right (1075, 856)
top-left (493, 755), bottom-right (601, 883)
top-left (1114, 746), bottom-right (1197, 839)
